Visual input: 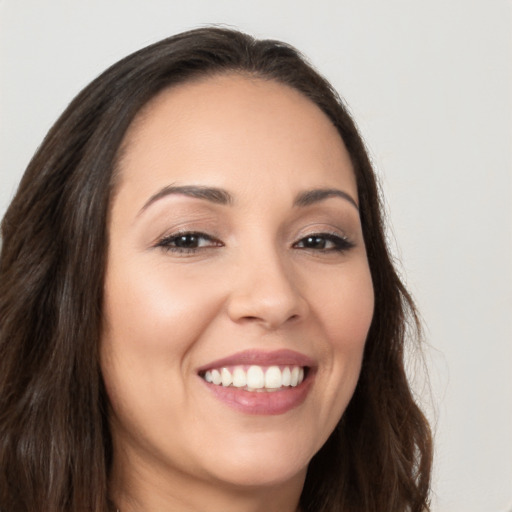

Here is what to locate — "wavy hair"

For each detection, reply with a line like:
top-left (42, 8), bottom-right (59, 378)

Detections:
top-left (0, 27), bottom-right (432, 512)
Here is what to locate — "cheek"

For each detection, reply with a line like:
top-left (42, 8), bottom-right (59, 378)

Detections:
top-left (102, 260), bottom-right (226, 359)
top-left (313, 260), bottom-right (374, 349)
top-left (99, 261), bottom-right (228, 420)
top-left (307, 260), bottom-right (374, 420)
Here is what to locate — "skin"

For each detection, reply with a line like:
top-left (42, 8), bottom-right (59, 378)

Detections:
top-left (101, 74), bottom-right (375, 512)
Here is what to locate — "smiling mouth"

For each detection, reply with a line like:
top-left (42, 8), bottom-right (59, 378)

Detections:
top-left (199, 365), bottom-right (308, 392)
top-left (197, 350), bottom-right (315, 414)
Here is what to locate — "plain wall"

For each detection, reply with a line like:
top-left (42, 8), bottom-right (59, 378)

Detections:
top-left (1, 1), bottom-right (511, 510)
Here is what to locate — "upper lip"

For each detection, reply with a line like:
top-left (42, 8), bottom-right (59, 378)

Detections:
top-left (197, 349), bottom-right (315, 373)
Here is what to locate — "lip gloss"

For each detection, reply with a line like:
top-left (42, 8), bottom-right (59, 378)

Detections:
top-left (197, 349), bottom-right (316, 415)
top-left (201, 376), bottom-right (313, 415)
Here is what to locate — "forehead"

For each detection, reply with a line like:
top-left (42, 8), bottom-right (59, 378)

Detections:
top-left (117, 74), bottom-right (356, 202)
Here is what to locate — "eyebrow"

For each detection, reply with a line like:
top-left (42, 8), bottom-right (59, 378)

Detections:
top-left (293, 188), bottom-right (359, 210)
top-left (139, 184), bottom-right (358, 215)
top-left (139, 185), bottom-right (233, 214)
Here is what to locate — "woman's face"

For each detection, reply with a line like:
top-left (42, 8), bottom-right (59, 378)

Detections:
top-left (101, 75), bottom-right (374, 499)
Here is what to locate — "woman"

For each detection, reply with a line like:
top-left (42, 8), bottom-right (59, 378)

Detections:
top-left (0, 27), bottom-right (432, 512)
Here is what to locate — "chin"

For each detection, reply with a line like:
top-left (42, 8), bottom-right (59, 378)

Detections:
top-left (210, 460), bottom-right (308, 490)
top-left (199, 432), bottom-right (314, 489)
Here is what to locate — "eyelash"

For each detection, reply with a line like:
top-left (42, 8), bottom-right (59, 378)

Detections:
top-left (155, 231), bottom-right (354, 254)
top-left (155, 231), bottom-right (223, 254)
top-left (293, 232), bottom-right (355, 252)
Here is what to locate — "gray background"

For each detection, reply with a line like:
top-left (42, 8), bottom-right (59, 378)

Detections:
top-left (1, 1), bottom-right (511, 510)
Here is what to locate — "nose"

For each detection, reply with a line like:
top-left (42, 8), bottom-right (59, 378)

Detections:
top-left (226, 247), bottom-right (309, 330)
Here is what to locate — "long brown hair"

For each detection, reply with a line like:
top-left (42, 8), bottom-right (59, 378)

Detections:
top-left (0, 27), bottom-right (432, 512)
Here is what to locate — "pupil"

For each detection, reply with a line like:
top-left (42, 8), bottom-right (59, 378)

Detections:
top-left (176, 235), bottom-right (198, 248)
top-left (305, 236), bottom-right (325, 249)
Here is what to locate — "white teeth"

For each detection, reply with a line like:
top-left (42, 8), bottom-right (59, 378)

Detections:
top-left (211, 369), bottom-right (221, 385)
top-left (202, 365), bottom-right (306, 391)
top-left (232, 367), bottom-right (247, 387)
top-left (246, 366), bottom-right (265, 389)
top-left (221, 367), bottom-right (232, 387)
top-left (282, 367), bottom-right (291, 386)
top-left (290, 367), bottom-right (300, 387)
top-left (264, 366), bottom-right (282, 389)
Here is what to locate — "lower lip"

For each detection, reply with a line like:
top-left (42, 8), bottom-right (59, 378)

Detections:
top-left (201, 375), bottom-right (314, 415)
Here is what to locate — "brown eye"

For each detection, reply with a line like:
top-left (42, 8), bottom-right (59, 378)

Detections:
top-left (301, 236), bottom-right (329, 249)
top-left (173, 234), bottom-right (202, 248)
top-left (156, 232), bottom-right (222, 253)
top-left (294, 233), bottom-right (354, 252)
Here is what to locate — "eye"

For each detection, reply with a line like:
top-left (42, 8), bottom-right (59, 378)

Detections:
top-left (293, 233), bottom-right (354, 252)
top-left (155, 231), bottom-right (223, 253)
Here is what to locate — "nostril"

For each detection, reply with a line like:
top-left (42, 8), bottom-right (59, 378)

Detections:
top-left (238, 312), bottom-right (301, 328)
top-left (238, 316), bottom-right (261, 323)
